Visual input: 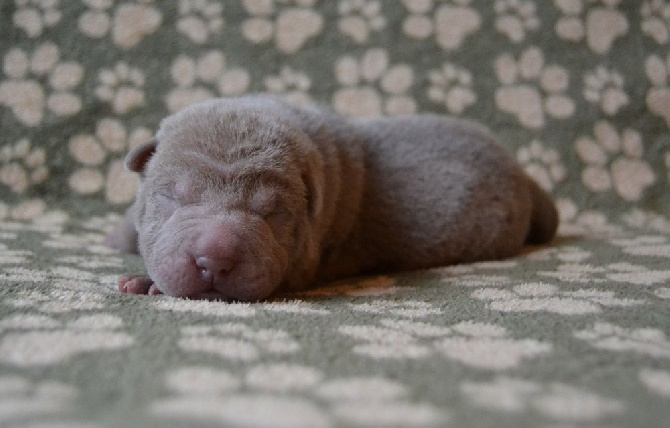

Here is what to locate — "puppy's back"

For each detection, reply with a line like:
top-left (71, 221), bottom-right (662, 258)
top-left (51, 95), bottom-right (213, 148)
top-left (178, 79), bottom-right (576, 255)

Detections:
top-left (349, 114), bottom-right (557, 270)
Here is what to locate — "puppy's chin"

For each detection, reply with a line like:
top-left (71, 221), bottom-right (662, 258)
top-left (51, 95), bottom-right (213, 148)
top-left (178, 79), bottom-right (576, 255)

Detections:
top-left (148, 256), bottom-right (281, 302)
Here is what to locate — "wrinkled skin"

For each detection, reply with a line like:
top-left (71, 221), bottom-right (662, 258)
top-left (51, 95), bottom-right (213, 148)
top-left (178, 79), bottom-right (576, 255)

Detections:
top-left (108, 95), bottom-right (558, 302)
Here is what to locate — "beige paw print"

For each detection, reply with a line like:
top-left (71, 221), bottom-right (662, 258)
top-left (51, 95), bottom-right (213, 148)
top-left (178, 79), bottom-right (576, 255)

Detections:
top-left (427, 62), bottom-right (476, 114)
top-left (0, 43), bottom-right (83, 126)
top-left (178, 323), bottom-right (300, 361)
top-left (341, 318), bottom-right (551, 369)
top-left (0, 375), bottom-right (92, 426)
top-left (575, 322), bottom-right (670, 359)
top-left (241, 0), bottom-right (323, 54)
top-left (78, 0), bottom-right (162, 49)
top-left (0, 199), bottom-right (50, 222)
top-left (402, 0), bottom-right (481, 50)
top-left (96, 62), bottom-right (145, 114)
top-left (554, 0), bottom-right (628, 54)
top-left (462, 377), bottom-right (624, 422)
top-left (583, 66), bottom-right (629, 116)
top-left (495, 0), bottom-right (540, 42)
top-left (8, 288), bottom-right (107, 313)
top-left (639, 369), bottom-right (670, 398)
top-left (576, 120), bottom-right (656, 201)
top-left (516, 140), bottom-right (566, 191)
top-left (641, 0), bottom-right (670, 44)
top-left (13, 0), bottom-right (62, 37)
top-left (0, 139), bottom-right (48, 194)
top-left (0, 314), bottom-right (133, 367)
top-left (151, 365), bottom-right (445, 427)
top-left (166, 51), bottom-right (250, 112)
top-left (338, 0), bottom-right (386, 43)
top-left (177, 0), bottom-right (224, 44)
top-left (333, 49), bottom-right (415, 117)
top-left (264, 66), bottom-right (312, 105)
top-left (68, 118), bottom-right (152, 204)
top-left (472, 282), bottom-right (643, 315)
top-left (495, 46), bottom-right (574, 129)
top-left (622, 209), bottom-right (670, 234)
top-left (645, 53), bottom-right (670, 127)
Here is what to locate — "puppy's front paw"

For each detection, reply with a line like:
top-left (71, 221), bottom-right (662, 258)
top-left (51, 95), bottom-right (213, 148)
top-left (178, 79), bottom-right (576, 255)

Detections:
top-left (118, 276), bottom-right (160, 295)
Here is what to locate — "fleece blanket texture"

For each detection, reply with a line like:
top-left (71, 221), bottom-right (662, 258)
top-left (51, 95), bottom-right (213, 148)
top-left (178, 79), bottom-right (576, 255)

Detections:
top-left (1, 1), bottom-right (669, 427)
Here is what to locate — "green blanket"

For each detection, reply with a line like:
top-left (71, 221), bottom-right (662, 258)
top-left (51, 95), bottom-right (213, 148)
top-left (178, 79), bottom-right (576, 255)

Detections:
top-left (1, 1), bottom-right (669, 427)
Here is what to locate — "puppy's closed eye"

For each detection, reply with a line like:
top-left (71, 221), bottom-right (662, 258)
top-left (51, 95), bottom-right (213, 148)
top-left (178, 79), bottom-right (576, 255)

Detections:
top-left (154, 190), bottom-right (179, 214)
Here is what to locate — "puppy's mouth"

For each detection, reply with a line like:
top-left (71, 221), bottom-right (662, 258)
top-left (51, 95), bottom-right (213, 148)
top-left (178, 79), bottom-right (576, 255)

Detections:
top-left (177, 272), bottom-right (273, 302)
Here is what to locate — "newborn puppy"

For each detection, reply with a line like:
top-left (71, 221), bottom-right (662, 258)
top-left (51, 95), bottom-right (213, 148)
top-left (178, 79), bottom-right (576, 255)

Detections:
top-left (108, 95), bottom-right (558, 301)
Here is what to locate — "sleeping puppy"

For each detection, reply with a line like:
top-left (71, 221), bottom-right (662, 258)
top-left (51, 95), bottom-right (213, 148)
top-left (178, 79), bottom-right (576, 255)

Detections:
top-left (107, 95), bottom-right (558, 302)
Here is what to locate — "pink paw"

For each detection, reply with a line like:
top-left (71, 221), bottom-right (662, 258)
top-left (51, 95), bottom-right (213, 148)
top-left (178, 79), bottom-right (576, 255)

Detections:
top-left (118, 276), bottom-right (161, 295)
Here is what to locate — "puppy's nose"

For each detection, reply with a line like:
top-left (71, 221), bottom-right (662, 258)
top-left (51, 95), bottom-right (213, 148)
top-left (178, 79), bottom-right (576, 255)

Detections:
top-left (195, 256), bottom-right (235, 282)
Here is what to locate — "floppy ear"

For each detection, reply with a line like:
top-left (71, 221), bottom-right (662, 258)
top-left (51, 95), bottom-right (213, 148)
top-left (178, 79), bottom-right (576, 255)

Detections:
top-left (125, 138), bottom-right (157, 173)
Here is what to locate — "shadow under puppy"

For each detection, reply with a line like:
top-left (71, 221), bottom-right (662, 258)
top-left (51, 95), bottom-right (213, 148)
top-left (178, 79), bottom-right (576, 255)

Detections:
top-left (108, 95), bottom-right (558, 302)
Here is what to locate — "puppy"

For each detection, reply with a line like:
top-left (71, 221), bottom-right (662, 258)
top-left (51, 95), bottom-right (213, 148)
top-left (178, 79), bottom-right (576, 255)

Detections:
top-left (107, 95), bottom-right (558, 302)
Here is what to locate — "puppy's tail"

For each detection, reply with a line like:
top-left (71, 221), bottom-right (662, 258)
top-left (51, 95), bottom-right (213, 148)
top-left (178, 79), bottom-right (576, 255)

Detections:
top-left (526, 178), bottom-right (559, 245)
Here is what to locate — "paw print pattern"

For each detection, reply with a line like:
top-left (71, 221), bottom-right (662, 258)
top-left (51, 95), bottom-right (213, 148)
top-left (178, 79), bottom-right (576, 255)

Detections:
top-left (0, 243), bottom-right (32, 265)
top-left (553, 198), bottom-right (627, 239)
top-left (340, 318), bottom-right (551, 369)
top-left (166, 51), bottom-right (250, 112)
top-left (575, 322), bottom-right (670, 359)
top-left (516, 140), bottom-right (566, 191)
top-left (95, 62), bottom-right (145, 114)
top-left (0, 314), bottom-right (133, 367)
top-left (554, 0), bottom-right (628, 54)
top-left (576, 121), bottom-right (656, 201)
top-left (610, 235), bottom-right (670, 258)
top-left (0, 43), bottom-right (83, 126)
top-left (241, 0), bottom-right (324, 54)
top-left (177, 323), bottom-right (300, 361)
top-left (472, 282), bottom-right (643, 315)
top-left (495, 0), bottom-right (540, 43)
top-left (338, 0), bottom-right (386, 44)
top-left (264, 66), bottom-right (312, 105)
top-left (177, 0), bottom-right (224, 44)
top-left (622, 209), bottom-right (670, 234)
top-left (78, 0), bottom-right (162, 49)
top-left (0, 199), bottom-right (50, 222)
top-left (7, 288), bottom-right (107, 313)
top-left (583, 66), bottom-right (629, 115)
top-left (0, 139), bottom-right (48, 194)
top-left (151, 365), bottom-right (446, 427)
top-left (495, 46), bottom-right (574, 129)
top-left (0, 376), bottom-right (92, 426)
top-left (641, 0), bottom-right (670, 44)
top-left (333, 48), bottom-right (415, 117)
top-left (645, 53), bottom-right (670, 127)
top-left (13, 0), bottom-right (62, 37)
top-left (427, 62), bottom-right (476, 114)
top-left (348, 299), bottom-right (443, 317)
top-left (68, 118), bottom-right (152, 204)
top-left (401, 0), bottom-right (481, 50)
top-left (462, 377), bottom-right (625, 422)
top-left (639, 369), bottom-right (670, 398)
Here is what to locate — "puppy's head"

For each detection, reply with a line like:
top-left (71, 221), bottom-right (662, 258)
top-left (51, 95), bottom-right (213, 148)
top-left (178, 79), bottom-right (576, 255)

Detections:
top-left (127, 99), bottom-right (324, 301)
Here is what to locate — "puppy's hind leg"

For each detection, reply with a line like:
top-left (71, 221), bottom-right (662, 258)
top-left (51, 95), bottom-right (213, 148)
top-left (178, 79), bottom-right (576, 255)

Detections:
top-left (525, 179), bottom-right (559, 245)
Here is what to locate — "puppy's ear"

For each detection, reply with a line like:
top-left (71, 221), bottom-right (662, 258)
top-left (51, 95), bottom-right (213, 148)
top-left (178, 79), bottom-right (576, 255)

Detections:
top-left (125, 138), bottom-right (157, 173)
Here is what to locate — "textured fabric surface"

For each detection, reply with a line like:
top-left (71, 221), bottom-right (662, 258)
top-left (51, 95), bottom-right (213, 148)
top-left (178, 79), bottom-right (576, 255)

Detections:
top-left (1, 1), bottom-right (669, 427)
